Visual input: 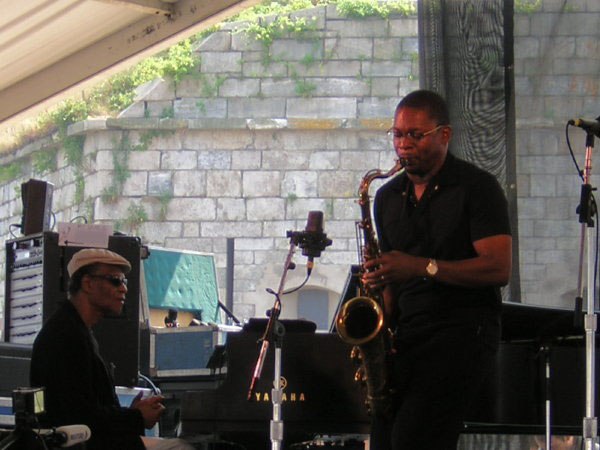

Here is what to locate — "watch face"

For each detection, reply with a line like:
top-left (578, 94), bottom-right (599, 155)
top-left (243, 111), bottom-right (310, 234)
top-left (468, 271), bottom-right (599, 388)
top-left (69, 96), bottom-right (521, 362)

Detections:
top-left (426, 260), bottom-right (438, 276)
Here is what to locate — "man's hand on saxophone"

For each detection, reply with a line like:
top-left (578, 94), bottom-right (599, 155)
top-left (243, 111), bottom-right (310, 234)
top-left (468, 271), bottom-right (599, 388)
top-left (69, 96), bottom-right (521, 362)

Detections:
top-left (362, 250), bottom-right (430, 288)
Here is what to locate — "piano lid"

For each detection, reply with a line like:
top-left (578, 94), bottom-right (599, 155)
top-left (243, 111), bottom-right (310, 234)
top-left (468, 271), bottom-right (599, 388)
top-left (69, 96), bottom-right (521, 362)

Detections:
top-left (500, 301), bottom-right (585, 343)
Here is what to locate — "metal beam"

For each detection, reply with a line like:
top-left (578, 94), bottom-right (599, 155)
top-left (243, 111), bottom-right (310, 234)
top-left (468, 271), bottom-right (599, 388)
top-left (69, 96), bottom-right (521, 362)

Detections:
top-left (94, 0), bottom-right (175, 16)
top-left (0, 0), bottom-right (260, 127)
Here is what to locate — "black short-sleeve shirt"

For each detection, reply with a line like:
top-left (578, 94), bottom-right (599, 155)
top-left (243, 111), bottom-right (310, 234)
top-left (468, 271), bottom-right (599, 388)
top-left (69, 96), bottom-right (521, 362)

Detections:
top-left (373, 152), bottom-right (511, 323)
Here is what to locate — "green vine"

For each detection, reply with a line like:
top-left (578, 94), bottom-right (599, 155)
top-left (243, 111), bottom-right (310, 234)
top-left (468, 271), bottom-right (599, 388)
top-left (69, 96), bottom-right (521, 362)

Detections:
top-left (335, 0), bottom-right (416, 18)
top-left (0, 162), bottom-right (23, 184)
top-left (294, 78), bottom-right (317, 97)
top-left (32, 148), bottom-right (58, 174)
top-left (514, 0), bottom-right (542, 14)
top-left (125, 203), bottom-right (148, 233)
top-left (101, 129), bottom-right (169, 203)
top-left (156, 190), bottom-right (173, 221)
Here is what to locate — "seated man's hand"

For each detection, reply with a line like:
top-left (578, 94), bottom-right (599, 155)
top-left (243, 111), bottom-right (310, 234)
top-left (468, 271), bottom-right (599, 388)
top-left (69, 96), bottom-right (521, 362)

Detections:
top-left (131, 394), bottom-right (165, 429)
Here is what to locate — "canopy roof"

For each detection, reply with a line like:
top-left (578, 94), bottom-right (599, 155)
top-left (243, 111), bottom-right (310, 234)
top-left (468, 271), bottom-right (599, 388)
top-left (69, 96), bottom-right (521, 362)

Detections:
top-left (0, 0), bottom-right (258, 129)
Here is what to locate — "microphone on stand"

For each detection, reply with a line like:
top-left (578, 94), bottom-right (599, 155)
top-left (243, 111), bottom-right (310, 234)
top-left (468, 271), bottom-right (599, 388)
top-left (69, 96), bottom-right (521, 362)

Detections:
top-left (299, 211), bottom-right (332, 274)
top-left (569, 117), bottom-right (600, 138)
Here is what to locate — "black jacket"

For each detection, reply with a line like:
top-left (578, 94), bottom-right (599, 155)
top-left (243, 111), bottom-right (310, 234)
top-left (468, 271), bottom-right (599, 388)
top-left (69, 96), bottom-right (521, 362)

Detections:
top-left (30, 301), bottom-right (145, 450)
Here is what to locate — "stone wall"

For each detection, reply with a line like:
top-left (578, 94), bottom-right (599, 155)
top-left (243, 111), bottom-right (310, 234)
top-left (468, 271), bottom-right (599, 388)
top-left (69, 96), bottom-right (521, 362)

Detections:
top-left (1, 1), bottom-right (599, 335)
top-left (514, 0), bottom-right (600, 307)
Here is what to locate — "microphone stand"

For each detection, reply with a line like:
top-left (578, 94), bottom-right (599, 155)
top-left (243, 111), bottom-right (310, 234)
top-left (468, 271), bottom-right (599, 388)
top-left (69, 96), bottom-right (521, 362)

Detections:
top-left (247, 237), bottom-right (299, 450)
top-left (574, 130), bottom-right (597, 450)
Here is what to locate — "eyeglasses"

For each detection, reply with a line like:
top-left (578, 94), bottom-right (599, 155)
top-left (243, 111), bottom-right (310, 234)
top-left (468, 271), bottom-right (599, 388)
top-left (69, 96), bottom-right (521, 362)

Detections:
top-left (387, 124), bottom-right (445, 142)
top-left (88, 274), bottom-right (128, 287)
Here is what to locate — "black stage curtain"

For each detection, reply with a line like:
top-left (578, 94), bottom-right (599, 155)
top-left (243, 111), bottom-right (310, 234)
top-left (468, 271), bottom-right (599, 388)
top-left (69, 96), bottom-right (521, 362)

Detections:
top-left (418, 0), bottom-right (520, 301)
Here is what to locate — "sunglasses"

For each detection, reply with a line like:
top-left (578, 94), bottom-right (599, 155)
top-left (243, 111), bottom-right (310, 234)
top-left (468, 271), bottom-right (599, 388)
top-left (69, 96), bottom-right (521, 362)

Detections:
top-left (88, 274), bottom-right (128, 287)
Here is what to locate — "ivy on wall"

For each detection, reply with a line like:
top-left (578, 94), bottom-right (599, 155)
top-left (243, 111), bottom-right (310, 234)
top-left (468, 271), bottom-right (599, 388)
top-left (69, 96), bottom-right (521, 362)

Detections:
top-left (0, 0), bottom-right (418, 229)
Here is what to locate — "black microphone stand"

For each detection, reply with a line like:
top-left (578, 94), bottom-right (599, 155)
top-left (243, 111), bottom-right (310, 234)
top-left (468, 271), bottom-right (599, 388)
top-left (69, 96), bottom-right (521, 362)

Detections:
top-left (246, 232), bottom-right (301, 450)
top-left (246, 224), bottom-right (331, 450)
top-left (574, 130), bottom-right (597, 450)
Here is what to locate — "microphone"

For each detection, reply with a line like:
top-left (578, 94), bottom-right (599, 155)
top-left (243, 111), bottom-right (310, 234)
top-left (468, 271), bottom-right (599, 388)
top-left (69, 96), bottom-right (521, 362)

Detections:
top-left (41, 424), bottom-right (91, 448)
top-left (569, 117), bottom-right (600, 137)
top-left (300, 211), bottom-right (332, 274)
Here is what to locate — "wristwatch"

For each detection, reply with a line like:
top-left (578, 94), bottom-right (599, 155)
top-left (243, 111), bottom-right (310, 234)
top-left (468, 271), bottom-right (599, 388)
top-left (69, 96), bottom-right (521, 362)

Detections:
top-left (425, 258), bottom-right (438, 277)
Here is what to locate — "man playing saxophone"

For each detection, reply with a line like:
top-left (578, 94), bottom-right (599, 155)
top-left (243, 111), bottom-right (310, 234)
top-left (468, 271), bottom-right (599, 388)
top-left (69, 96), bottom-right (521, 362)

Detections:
top-left (362, 90), bottom-right (512, 450)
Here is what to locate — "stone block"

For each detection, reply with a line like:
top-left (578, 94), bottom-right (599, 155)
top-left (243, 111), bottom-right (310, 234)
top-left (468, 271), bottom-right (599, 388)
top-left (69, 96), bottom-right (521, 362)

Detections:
top-left (261, 79), bottom-right (298, 97)
top-left (243, 171), bottom-right (281, 197)
top-left (282, 171), bottom-right (318, 198)
top-left (358, 97), bottom-right (397, 118)
top-left (216, 198), bottom-right (246, 220)
top-left (167, 198), bottom-right (216, 221)
top-left (207, 170), bottom-right (242, 197)
top-left (362, 60), bottom-right (412, 77)
top-left (325, 37), bottom-right (373, 60)
top-left (333, 198), bottom-right (360, 220)
top-left (545, 197), bottom-right (575, 220)
top-left (134, 130), bottom-right (183, 151)
top-left (174, 98), bottom-right (227, 119)
top-left (373, 38), bottom-right (405, 60)
top-left (313, 78), bottom-right (370, 97)
top-left (287, 98), bottom-right (356, 119)
top-left (228, 98), bottom-right (286, 119)
top-left (134, 78), bottom-right (175, 101)
top-left (161, 150), bottom-right (197, 170)
top-left (318, 170), bottom-right (357, 197)
top-left (327, 19), bottom-right (390, 38)
top-left (173, 170), bottom-right (206, 196)
top-left (200, 52), bottom-right (243, 73)
top-left (518, 197), bottom-right (546, 219)
top-left (198, 31), bottom-right (232, 52)
top-left (309, 151), bottom-right (340, 170)
top-left (220, 78), bottom-right (261, 97)
top-left (201, 221), bottom-right (263, 238)
top-left (139, 221), bottom-right (183, 242)
top-left (127, 150), bottom-right (161, 170)
top-left (575, 36), bottom-right (600, 58)
top-left (164, 237), bottom-right (215, 253)
top-left (262, 220), bottom-right (296, 237)
top-left (402, 37), bottom-right (419, 54)
top-left (183, 222), bottom-right (200, 237)
top-left (146, 101), bottom-right (175, 118)
top-left (286, 198), bottom-right (328, 220)
top-left (340, 151), bottom-right (380, 170)
top-left (231, 32), bottom-right (263, 52)
top-left (122, 171), bottom-right (148, 196)
top-left (118, 102), bottom-right (146, 118)
top-left (262, 150), bottom-right (310, 170)
top-left (231, 150), bottom-right (262, 170)
top-left (296, 60), bottom-right (361, 77)
top-left (247, 198), bottom-right (286, 220)
top-left (271, 40), bottom-right (323, 61)
top-left (243, 61), bottom-right (288, 78)
top-left (96, 150), bottom-right (114, 170)
top-left (197, 150), bottom-right (231, 169)
top-left (553, 58), bottom-right (599, 75)
top-left (371, 77), bottom-right (400, 97)
top-left (210, 131), bottom-right (255, 150)
top-left (388, 17), bottom-right (418, 37)
top-left (148, 172), bottom-right (172, 196)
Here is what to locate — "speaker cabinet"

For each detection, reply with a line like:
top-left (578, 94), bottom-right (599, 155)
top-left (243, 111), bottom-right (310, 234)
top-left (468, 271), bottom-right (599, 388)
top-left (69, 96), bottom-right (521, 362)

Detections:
top-left (5, 232), bottom-right (142, 386)
top-left (21, 179), bottom-right (54, 236)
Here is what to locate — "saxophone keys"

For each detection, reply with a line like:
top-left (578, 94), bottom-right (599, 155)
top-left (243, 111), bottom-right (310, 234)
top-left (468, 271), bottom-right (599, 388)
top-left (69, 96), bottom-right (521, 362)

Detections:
top-left (350, 345), bottom-right (362, 362)
top-left (354, 366), bottom-right (367, 383)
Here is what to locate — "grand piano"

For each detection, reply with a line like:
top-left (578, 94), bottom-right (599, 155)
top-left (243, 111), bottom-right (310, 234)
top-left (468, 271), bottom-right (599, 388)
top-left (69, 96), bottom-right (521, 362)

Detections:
top-left (179, 302), bottom-right (596, 449)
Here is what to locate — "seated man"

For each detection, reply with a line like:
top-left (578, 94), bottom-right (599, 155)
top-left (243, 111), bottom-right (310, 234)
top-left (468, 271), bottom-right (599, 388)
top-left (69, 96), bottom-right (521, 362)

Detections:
top-left (30, 248), bottom-right (194, 450)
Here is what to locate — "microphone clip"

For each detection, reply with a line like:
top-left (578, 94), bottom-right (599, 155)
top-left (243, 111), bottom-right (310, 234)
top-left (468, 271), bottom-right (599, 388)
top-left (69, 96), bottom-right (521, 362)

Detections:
top-left (286, 230), bottom-right (332, 258)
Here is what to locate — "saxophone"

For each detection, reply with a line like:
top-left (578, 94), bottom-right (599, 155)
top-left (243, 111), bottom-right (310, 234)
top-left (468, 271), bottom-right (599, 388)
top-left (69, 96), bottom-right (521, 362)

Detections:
top-left (335, 159), bottom-right (403, 418)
